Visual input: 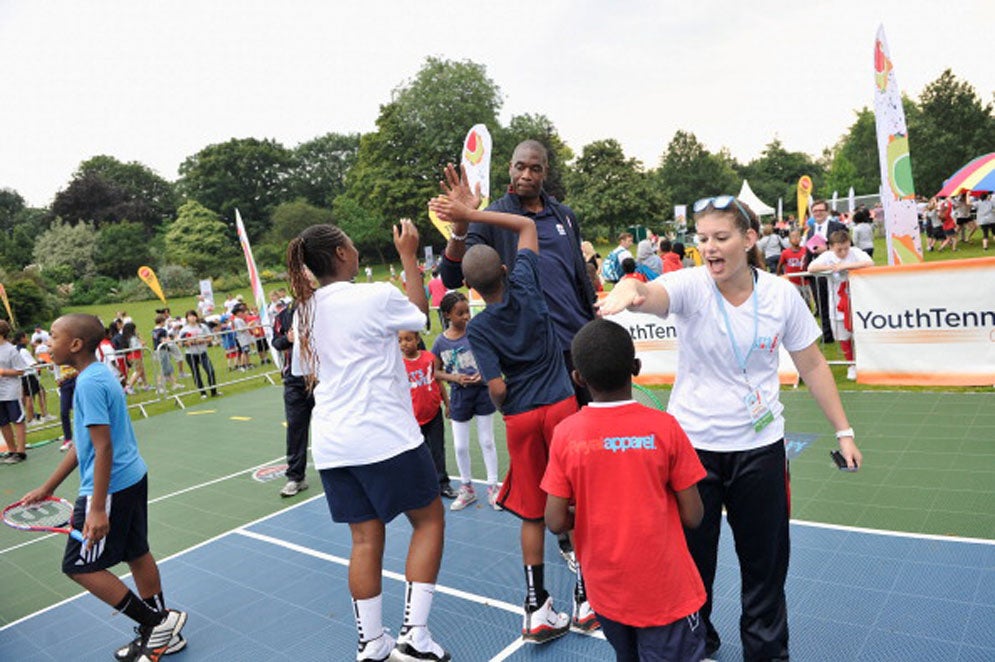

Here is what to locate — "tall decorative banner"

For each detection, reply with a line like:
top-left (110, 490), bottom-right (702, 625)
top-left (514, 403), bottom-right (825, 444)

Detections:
top-left (234, 209), bottom-right (282, 368)
top-left (848, 186), bottom-right (856, 214)
top-left (850, 258), bottom-right (995, 385)
top-left (831, 190), bottom-right (839, 212)
top-left (137, 266), bottom-right (167, 305)
top-left (199, 279), bottom-right (215, 315)
top-left (777, 197), bottom-right (783, 221)
top-left (429, 124), bottom-right (493, 240)
top-left (873, 25), bottom-right (923, 265)
top-left (0, 283), bottom-right (14, 327)
top-left (797, 175), bottom-right (813, 225)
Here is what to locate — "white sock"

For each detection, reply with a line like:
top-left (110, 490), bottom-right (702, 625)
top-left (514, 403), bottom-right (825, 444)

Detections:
top-left (352, 594), bottom-right (382, 642)
top-left (476, 414), bottom-right (498, 484)
top-left (451, 419), bottom-right (473, 483)
top-left (402, 581), bottom-right (435, 631)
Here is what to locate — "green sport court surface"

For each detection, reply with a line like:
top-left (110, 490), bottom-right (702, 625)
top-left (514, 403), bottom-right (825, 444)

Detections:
top-left (0, 385), bottom-right (992, 660)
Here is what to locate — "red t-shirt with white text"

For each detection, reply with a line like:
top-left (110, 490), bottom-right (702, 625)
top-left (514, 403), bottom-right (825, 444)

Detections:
top-left (404, 350), bottom-right (442, 425)
top-left (542, 402), bottom-right (706, 627)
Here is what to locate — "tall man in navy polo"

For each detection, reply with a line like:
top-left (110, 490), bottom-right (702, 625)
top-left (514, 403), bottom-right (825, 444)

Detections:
top-left (439, 140), bottom-right (596, 404)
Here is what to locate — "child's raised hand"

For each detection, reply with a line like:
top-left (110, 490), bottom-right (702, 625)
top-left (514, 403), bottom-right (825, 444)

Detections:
top-left (428, 194), bottom-right (473, 224)
top-left (440, 163), bottom-right (481, 210)
top-left (393, 218), bottom-right (420, 257)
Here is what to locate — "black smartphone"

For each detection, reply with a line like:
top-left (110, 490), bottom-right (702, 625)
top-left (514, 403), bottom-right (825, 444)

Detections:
top-left (830, 450), bottom-right (858, 472)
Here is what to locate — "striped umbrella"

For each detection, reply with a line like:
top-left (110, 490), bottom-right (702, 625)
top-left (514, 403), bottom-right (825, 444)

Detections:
top-left (936, 153), bottom-right (995, 197)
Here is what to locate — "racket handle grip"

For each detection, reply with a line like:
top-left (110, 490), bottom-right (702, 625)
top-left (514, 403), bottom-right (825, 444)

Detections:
top-left (70, 530), bottom-right (85, 542)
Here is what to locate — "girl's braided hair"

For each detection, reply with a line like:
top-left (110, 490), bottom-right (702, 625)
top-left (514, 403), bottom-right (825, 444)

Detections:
top-left (286, 224), bottom-right (349, 390)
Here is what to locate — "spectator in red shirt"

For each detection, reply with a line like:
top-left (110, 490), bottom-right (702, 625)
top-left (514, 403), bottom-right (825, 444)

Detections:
top-left (777, 229), bottom-right (813, 310)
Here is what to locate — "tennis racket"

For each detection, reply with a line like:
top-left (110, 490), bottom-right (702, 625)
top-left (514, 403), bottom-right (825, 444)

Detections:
top-left (632, 383), bottom-right (665, 410)
top-left (2, 496), bottom-right (85, 542)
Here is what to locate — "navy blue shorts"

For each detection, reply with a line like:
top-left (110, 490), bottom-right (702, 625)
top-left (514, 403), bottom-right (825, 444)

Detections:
top-left (319, 443), bottom-right (439, 524)
top-left (62, 474), bottom-right (150, 575)
top-left (597, 610), bottom-right (705, 662)
top-left (449, 384), bottom-right (496, 422)
top-left (0, 399), bottom-right (25, 426)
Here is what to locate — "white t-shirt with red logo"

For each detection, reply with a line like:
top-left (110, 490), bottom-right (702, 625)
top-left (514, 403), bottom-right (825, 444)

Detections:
top-left (654, 266), bottom-right (820, 452)
top-left (298, 281), bottom-right (428, 469)
top-left (542, 401), bottom-right (706, 627)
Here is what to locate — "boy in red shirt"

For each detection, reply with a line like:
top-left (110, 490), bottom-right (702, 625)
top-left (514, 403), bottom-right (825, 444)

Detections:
top-left (400, 330), bottom-right (456, 499)
top-left (543, 319), bottom-right (707, 661)
top-left (777, 229), bottom-right (814, 310)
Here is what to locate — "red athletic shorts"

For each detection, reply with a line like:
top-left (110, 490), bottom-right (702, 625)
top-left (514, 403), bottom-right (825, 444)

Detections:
top-left (497, 396), bottom-right (577, 520)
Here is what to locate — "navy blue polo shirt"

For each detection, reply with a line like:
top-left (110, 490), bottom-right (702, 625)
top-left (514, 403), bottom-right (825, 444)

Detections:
top-left (467, 249), bottom-right (574, 416)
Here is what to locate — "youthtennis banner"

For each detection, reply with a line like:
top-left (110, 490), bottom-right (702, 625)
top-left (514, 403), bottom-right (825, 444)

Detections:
top-left (234, 209), bottom-right (281, 368)
top-left (137, 266), bottom-right (167, 305)
top-left (429, 124), bottom-right (492, 240)
top-left (608, 309), bottom-right (800, 386)
top-left (850, 258), bottom-right (995, 385)
top-left (873, 25), bottom-right (923, 265)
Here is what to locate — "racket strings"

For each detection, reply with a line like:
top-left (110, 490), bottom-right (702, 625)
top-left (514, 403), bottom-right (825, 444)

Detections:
top-left (5, 501), bottom-right (73, 529)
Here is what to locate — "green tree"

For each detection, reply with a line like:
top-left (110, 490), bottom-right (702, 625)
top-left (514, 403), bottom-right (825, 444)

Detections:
top-left (93, 222), bottom-right (152, 280)
top-left (0, 188), bottom-right (25, 233)
top-left (908, 69), bottom-right (995, 195)
top-left (564, 139), bottom-right (665, 238)
top-left (289, 133), bottom-right (360, 209)
top-left (264, 200), bottom-right (334, 246)
top-left (332, 196), bottom-right (390, 262)
top-left (32, 218), bottom-right (97, 278)
top-left (493, 114), bottom-right (574, 201)
top-left (76, 155), bottom-right (177, 232)
top-left (823, 108), bottom-right (879, 195)
top-left (164, 201), bottom-right (238, 275)
top-left (3, 278), bottom-right (57, 328)
top-left (342, 57), bottom-right (503, 244)
top-left (0, 224), bottom-right (38, 271)
top-left (177, 138), bottom-right (295, 241)
top-left (742, 138), bottom-right (825, 212)
top-left (657, 130), bottom-right (739, 217)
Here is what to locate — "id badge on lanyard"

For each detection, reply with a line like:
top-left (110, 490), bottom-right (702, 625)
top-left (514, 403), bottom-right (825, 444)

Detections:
top-left (713, 272), bottom-right (774, 434)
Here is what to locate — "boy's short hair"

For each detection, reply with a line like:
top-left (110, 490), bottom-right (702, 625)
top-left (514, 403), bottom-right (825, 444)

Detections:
top-left (571, 319), bottom-right (634, 392)
top-left (0, 320), bottom-right (10, 339)
top-left (621, 257), bottom-right (637, 274)
top-left (154, 314), bottom-right (166, 325)
top-left (60, 314), bottom-right (105, 353)
top-left (617, 232), bottom-right (633, 243)
top-left (659, 238), bottom-right (672, 253)
top-left (828, 230), bottom-right (851, 246)
top-left (462, 244), bottom-right (504, 296)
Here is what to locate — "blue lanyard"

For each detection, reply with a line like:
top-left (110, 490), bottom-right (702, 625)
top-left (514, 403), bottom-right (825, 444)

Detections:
top-left (712, 272), bottom-right (759, 377)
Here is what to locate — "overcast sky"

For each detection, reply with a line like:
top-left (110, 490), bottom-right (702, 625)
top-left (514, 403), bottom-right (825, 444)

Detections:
top-left (2, 0), bottom-right (993, 207)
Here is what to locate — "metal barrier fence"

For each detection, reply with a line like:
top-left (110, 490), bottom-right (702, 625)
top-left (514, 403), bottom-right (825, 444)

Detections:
top-left (21, 325), bottom-right (282, 446)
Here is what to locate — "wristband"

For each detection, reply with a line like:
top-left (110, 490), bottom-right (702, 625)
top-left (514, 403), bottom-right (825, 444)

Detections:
top-left (449, 230), bottom-right (468, 242)
top-left (835, 427), bottom-right (854, 440)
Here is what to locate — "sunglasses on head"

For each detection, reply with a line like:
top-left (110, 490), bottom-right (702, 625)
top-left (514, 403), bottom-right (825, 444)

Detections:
top-left (693, 195), bottom-right (754, 228)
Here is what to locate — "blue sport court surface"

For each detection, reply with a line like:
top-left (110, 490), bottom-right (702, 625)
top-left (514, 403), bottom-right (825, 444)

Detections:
top-left (1, 487), bottom-right (992, 661)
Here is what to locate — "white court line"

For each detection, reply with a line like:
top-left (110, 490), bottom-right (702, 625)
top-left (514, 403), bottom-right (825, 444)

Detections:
top-left (790, 517), bottom-right (995, 546)
top-left (234, 528), bottom-right (607, 660)
top-left (0, 494), bottom-right (324, 632)
top-left (0, 454), bottom-right (287, 556)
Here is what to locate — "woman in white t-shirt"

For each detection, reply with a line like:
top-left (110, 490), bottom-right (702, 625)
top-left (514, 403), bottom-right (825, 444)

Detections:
top-left (287, 219), bottom-right (448, 661)
top-left (599, 195), bottom-right (862, 661)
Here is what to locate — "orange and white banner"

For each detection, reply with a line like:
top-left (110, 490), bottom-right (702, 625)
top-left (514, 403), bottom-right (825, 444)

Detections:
top-left (0, 283), bottom-right (14, 327)
top-left (608, 309), bottom-right (799, 386)
top-left (850, 258), bottom-right (995, 385)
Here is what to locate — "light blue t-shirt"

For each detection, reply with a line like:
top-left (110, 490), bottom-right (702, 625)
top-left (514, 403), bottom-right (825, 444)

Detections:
top-left (74, 362), bottom-right (147, 496)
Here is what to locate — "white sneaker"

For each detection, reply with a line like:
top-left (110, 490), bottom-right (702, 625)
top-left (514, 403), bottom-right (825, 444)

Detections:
top-left (136, 609), bottom-right (187, 660)
top-left (449, 485), bottom-right (476, 511)
top-left (487, 484), bottom-right (501, 510)
top-left (280, 479), bottom-right (308, 498)
top-left (846, 365), bottom-right (857, 381)
top-left (357, 629), bottom-right (396, 661)
top-left (395, 626), bottom-right (451, 661)
top-left (59, 440), bottom-right (73, 452)
top-left (522, 596), bottom-right (570, 644)
top-left (571, 597), bottom-right (600, 632)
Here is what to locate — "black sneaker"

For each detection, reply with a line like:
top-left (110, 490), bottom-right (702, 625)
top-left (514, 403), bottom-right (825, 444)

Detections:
top-left (440, 485), bottom-right (458, 499)
top-left (114, 633), bottom-right (187, 661)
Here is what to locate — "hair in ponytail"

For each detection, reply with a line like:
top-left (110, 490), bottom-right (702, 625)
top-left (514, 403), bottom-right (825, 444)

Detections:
top-left (286, 224), bottom-right (350, 390)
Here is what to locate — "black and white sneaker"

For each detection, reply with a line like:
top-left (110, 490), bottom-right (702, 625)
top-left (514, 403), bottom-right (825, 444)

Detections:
top-left (131, 610), bottom-right (187, 662)
top-left (114, 632), bottom-right (186, 661)
top-left (395, 626), bottom-right (451, 661)
top-left (357, 629), bottom-right (396, 661)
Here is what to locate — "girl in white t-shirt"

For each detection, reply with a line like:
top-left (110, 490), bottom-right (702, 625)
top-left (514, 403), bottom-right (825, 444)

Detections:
top-left (599, 195), bottom-right (862, 661)
top-left (287, 219), bottom-right (449, 662)
top-left (809, 231), bottom-right (874, 381)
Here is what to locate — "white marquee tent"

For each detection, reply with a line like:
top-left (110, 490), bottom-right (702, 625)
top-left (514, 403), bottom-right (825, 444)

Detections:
top-left (738, 179), bottom-right (775, 217)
